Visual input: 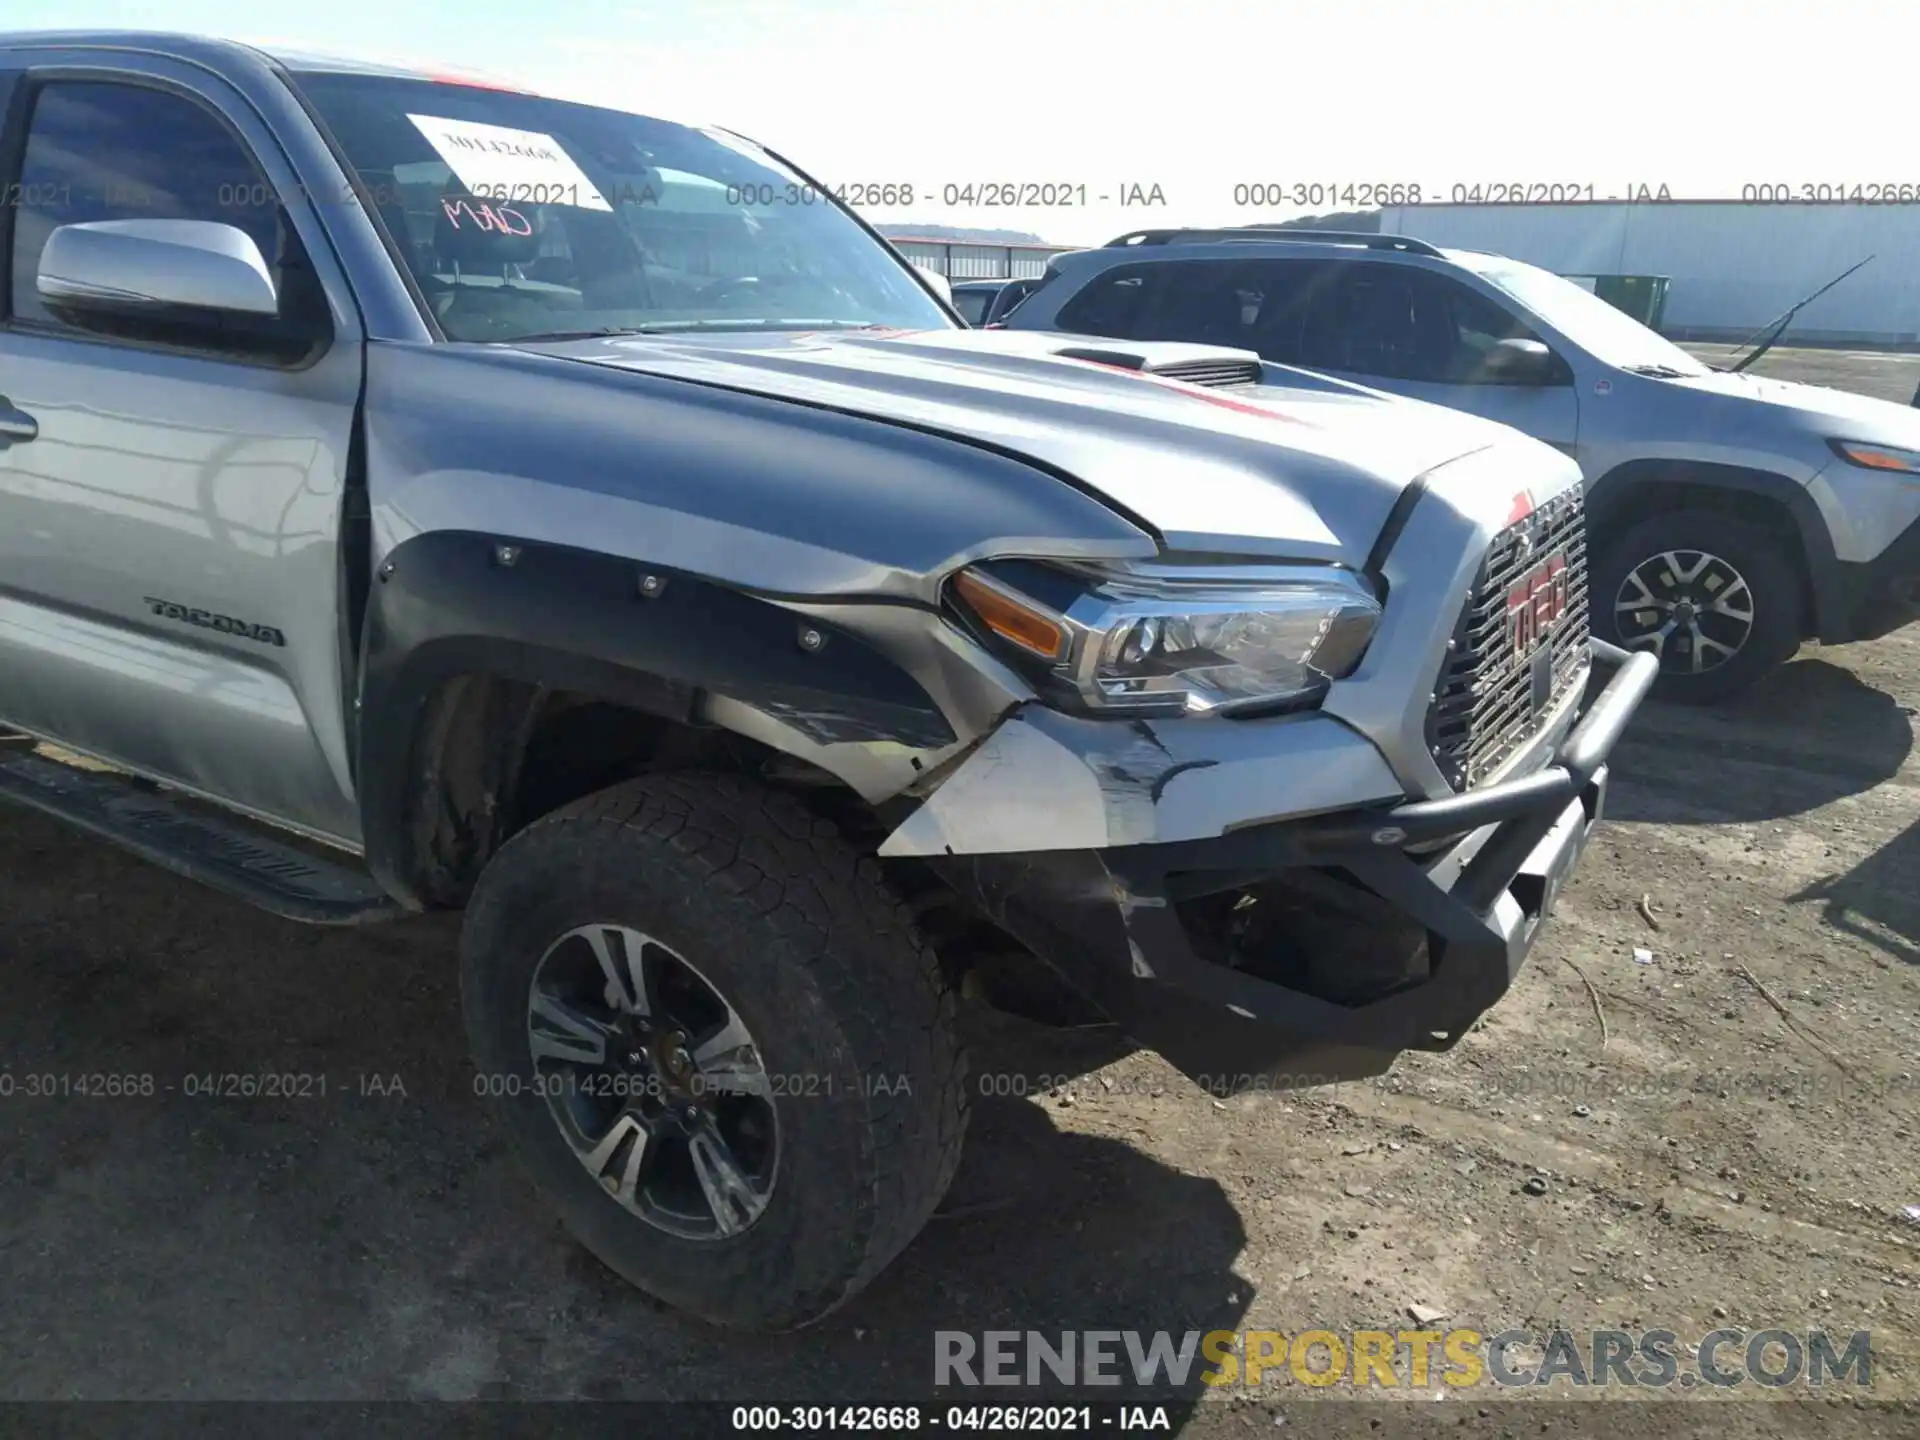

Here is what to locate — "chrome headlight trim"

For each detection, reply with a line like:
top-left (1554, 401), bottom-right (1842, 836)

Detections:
top-left (952, 559), bottom-right (1383, 717)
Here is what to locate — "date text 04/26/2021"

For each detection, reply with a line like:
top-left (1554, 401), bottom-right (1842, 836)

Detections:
top-left (0, 1071), bottom-right (407, 1099)
top-left (719, 181), bottom-right (1171, 208)
top-left (728, 1405), bottom-right (1171, 1433)
top-left (1228, 181), bottom-right (1675, 208)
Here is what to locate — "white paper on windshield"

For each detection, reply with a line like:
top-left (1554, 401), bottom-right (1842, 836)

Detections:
top-left (406, 114), bottom-right (611, 210)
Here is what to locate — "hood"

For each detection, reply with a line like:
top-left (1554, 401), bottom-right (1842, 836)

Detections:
top-left (1667, 369), bottom-right (1920, 440)
top-left (514, 327), bottom-right (1568, 565)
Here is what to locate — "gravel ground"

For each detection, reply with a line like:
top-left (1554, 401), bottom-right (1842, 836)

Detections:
top-left (1, 346), bottom-right (1917, 1434)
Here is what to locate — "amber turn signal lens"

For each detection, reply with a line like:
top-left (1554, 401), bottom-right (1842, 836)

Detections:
top-left (1841, 444), bottom-right (1915, 471)
top-left (952, 570), bottom-right (1068, 661)
top-left (1830, 438), bottom-right (1920, 475)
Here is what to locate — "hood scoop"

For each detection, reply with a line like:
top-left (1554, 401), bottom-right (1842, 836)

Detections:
top-left (1050, 344), bottom-right (1263, 391)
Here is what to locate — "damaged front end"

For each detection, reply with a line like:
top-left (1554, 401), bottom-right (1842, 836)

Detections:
top-left (862, 443), bottom-right (1656, 1093)
top-left (884, 644), bottom-right (1656, 1094)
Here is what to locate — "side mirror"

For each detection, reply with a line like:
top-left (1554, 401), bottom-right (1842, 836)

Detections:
top-left (38, 220), bottom-right (280, 321)
top-left (913, 265), bottom-right (953, 306)
top-left (1482, 336), bottom-right (1559, 385)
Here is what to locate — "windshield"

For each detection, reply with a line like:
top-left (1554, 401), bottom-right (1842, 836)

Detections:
top-left (288, 73), bottom-right (952, 343)
top-left (1464, 257), bottom-right (1710, 376)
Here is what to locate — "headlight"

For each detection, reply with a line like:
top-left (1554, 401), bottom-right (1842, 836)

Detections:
top-left (1829, 438), bottom-right (1920, 476)
top-left (950, 562), bottom-right (1381, 716)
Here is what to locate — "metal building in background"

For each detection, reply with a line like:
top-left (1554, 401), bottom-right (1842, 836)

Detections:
top-left (1377, 202), bottom-right (1920, 346)
top-left (886, 236), bottom-right (1076, 280)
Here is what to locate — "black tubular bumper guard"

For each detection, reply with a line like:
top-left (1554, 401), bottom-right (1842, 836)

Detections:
top-left (936, 641), bottom-right (1659, 1093)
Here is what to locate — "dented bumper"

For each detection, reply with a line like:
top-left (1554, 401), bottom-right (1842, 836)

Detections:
top-left (921, 642), bottom-right (1658, 1092)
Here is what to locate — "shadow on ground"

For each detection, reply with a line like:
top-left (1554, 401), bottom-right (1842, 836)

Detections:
top-left (1789, 812), bottom-right (1920, 967)
top-left (0, 807), bottom-right (1249, 1408)
top-left (1605, 653), bottom-right (1913, 825)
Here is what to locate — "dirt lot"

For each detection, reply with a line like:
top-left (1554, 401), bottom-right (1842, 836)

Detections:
top-left (1, 347), bottom-right (1917, 1432)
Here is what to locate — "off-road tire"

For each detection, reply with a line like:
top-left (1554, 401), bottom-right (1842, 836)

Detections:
top-left (460, 771), bottom-right (968, 1330)
top-left (1591, 508), bottom-right (1803, 705)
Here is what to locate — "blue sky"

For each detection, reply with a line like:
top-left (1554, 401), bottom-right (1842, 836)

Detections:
top-left (4, 0), bottom-right (1904, 246)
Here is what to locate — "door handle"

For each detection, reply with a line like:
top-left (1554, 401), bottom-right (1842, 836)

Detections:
top-left (0, 396), bottom-right (38, 444)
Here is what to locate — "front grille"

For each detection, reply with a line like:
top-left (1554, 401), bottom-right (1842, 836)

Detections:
top-left (1143, 357), bottom-right (1264, 389)
top-left (1426, 486), bottom-right (1590, 790)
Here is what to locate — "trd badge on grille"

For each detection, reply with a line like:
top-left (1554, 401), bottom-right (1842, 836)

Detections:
top-left (1505, 551), bottom-right (1570, 658)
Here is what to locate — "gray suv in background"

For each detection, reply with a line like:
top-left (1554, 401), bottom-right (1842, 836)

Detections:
top-left (1006, 228), bottom-right (1920, 701)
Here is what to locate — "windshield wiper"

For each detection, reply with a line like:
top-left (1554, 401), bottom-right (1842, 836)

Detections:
top-left (1718, 255), bottom-right (1874, 373)
top-left (1623, 364), bottom-right (1692, 378)
top-left (515, 319), bottom-right (897, 342)
top-left (512, 320), bottom-right (905, 345)
top-left (510, 326), bottom-right (667, 343)
top-left (635, 319), bottom-right (899, 332)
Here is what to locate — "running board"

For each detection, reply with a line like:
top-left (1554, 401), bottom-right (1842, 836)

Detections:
top-left (0, 748), bottom-right (404, 925)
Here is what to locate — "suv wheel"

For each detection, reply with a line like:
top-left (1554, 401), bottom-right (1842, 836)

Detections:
top-left (460, 771), bottom-right (968, 1330)
top-left (1591, 509), bottom-right (1802, 704)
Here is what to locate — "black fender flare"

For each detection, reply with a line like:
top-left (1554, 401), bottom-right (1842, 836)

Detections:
top-left (354, 530), bottom-right (956, 908)
top-left (1584, 458), bottom-right (1847, 639)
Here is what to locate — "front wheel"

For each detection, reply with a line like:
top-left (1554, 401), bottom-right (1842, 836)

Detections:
top-left (1590, 509), bottom-right (1804, 704)
top-left (460, 772), bottom-right (968, 1330)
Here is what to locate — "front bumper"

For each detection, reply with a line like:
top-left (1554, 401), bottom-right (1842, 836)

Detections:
top-left (1831, 513), bottom-right (1920, 643)
top-left (933, 641), bottom-right (1657, 1092)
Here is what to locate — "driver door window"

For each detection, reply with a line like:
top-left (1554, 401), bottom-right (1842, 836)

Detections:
top-left (1433, 277), bottom-right (1561, 384)
top-left (1300, 263), bottom-right (1554, 386)
top-left (1296, 261), bottom-right (1580, 451)
top-left (7, 81), bottom-right (325, 356)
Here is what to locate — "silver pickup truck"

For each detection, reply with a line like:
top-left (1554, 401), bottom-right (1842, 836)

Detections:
top-left (0, 31), bottom-right (1652, 1330)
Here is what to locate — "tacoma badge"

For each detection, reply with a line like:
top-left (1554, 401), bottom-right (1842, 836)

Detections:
top-left (142, 597), bottom-right (287, 647)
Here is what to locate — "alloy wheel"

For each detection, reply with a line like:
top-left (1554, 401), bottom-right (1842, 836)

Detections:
top-left (1613, 548), bottom-right (1756, 676)
top-left (526, 923), bottom-right (777, 1240)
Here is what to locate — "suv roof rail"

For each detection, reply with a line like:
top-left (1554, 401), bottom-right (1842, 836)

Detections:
top-left (1103, 227), bottom-right (1445, 258)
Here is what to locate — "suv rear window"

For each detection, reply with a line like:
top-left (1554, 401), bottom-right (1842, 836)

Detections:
top-left (1054, 264), bottom-right (1155, 337)
top-left (1054, 258), bottom-right (1331, 360)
